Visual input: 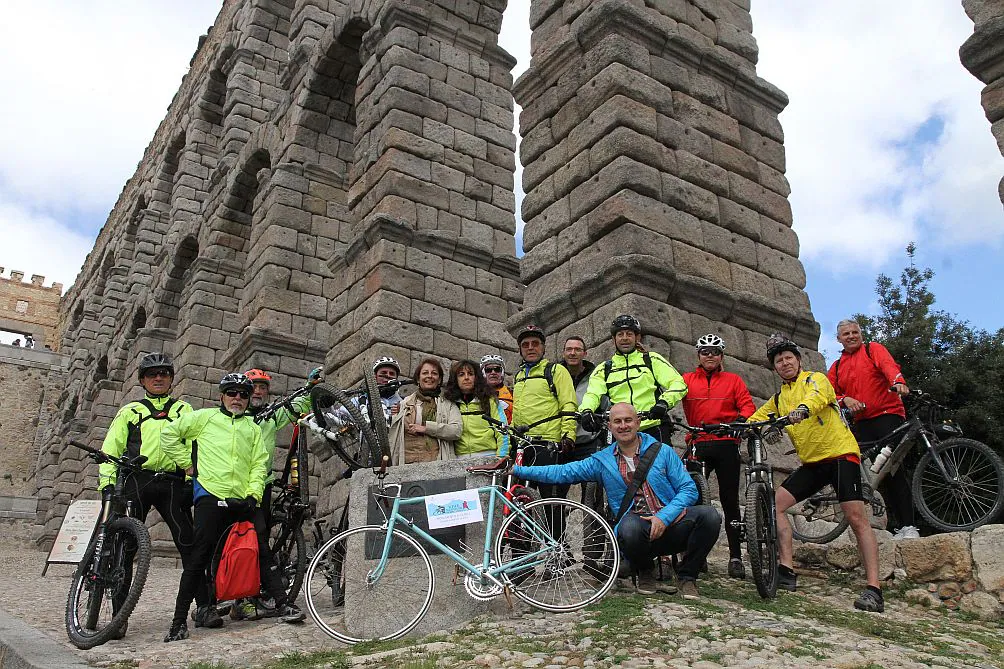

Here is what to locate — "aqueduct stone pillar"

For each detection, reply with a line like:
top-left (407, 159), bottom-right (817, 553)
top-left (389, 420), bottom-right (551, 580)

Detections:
top-left (961, 0), bottom-right (1004, 209)
top-left (512, 0), bottom-right (822, 396)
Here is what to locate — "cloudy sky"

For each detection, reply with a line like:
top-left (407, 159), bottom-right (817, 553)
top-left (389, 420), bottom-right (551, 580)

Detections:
top-left (2, 1), bottom-right (1001, 359)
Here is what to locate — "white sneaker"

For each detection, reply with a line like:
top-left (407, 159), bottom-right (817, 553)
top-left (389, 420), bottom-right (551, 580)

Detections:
top-left (900, 525), bottom-right (920, 539)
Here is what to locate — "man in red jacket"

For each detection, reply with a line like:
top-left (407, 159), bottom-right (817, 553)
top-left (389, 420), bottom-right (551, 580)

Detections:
top-left (682, 334), bottom-right (756, 578)
top-left (827, 319), bottom-right (917, 539)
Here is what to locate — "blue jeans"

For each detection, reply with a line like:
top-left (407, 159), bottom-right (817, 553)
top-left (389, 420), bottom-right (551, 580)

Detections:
top-left (616, 505), bottom-right (721, 581)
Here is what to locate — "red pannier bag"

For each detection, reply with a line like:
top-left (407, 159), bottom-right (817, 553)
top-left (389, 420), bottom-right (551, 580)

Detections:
top-left (215, 521), bottom-right (261, 601)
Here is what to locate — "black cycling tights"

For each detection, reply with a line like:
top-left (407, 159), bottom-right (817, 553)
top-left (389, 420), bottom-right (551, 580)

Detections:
top-left (695, 440), bottom-right (742, 559)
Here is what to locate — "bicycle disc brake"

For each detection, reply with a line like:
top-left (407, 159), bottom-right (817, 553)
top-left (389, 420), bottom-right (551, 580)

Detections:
top-left (464, 565), bottom-right (504, 601)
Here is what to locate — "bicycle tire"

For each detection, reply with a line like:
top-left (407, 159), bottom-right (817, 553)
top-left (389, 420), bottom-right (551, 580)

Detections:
top-left (295, 427), bottom-right (310, 502)
top-left (66, 517), bottom-right (151, 649)
top-left (270, 520), bottom-right (307, 604)
top-left (912, 437), bottom-right (1004, 532)
top-left (787, 485), bottom-right (849, 544)
top-left (745, 482), bottom-right (778, 599)
top-left (493, 498), bottom-right (619, 612)
top-left (309, 383), bottom-right (382, 469)
top-left (304, 525), bottom-right (434, 644)
top-left (362, 373), bottom-right (390, 456)
top-left (689, 471), bottom-right (710, 506)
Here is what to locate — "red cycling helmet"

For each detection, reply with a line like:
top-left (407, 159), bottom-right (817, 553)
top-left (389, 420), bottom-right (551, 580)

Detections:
top-left (244, 368), bottom-right (272, 384)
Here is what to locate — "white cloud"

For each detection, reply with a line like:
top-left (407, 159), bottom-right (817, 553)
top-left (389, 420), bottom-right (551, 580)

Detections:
top-left (751, 0), bottom-right (1004, 270)
top-left (0, 202), bottom-right (91, 293)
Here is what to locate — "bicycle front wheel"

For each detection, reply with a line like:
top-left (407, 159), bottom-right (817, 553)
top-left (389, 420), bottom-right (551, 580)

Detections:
top-left (362, 373), bottom-right (390, 456)
top-left (745, 482), bottom-right (778, 599)
top-left (65, 517), bottom-right (151, 649)
top-left (270, 520), bottom-right (306, 603)
top-left (310, 383), bottom-right (382, 469)
top-left (304, 525), bottom-right (434, 644)
top-left (689, 471), bottom-right (710, 506)
top-left (912, 437), bottom-right (1004, 532)
top-left (493, 498), bottom-right (619, 612)
top-left (787, 485), bottom-right (848, 544)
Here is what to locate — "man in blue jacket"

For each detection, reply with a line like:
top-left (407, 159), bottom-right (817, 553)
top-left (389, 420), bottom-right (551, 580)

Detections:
top-left (514, 403), bottom-right (720, 599)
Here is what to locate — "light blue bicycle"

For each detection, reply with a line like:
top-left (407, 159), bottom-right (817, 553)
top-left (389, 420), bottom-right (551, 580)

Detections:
top-left (304, 438), bottom-right (620, 644)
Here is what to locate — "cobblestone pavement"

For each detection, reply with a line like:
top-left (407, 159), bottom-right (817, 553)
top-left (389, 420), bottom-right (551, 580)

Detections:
top-left (1, 524), bottom-right (1001, 669)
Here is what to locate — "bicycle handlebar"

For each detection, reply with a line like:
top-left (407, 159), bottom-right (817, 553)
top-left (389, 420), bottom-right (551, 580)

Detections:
top-left (484, 416), bottom-right (562, 451)
top-left (70, 440), bottom-right (184, 480)
top-left (254, 384), bottom-right (312, 423)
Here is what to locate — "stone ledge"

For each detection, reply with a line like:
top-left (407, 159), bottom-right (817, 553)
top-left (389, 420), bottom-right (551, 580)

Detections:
top-left (0, 608), bottom-right (91, 669)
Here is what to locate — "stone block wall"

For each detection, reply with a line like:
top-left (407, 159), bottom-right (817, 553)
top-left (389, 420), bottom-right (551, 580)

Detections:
top-left (512, 0), bottom-right (821, 397)
top-left (961, 0), bottom-right (1004, 208)
top-left (0, 270), bottom-right (62, 350)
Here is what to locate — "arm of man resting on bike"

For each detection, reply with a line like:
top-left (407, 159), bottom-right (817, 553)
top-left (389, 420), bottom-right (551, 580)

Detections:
top-left (650, 352), bottom-right (689, 409)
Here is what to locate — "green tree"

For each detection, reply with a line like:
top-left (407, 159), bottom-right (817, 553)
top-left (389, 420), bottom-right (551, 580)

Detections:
top-left (854, 244), bottom-right (1002, 453)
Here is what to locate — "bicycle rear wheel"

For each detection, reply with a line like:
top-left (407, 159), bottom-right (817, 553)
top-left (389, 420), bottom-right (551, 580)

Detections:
top-left (493, 498), bottom-right (619, 612)
top-left (269, 517), bottom-right (306, 603)
top-left (362, 373), bottom-right (390, 456)
top-left (787, 485), bottom-right (848, 544)
top-left (912, 437), bottom-right (1004, 532)
top-left (65, 517), bottom-right (151, 649)
top-left (745, 482), bottom-right (778, 599)
top-left (309, 383), bottom-right (382, 469)
top-left (304, 525), bottom-right (433, 644)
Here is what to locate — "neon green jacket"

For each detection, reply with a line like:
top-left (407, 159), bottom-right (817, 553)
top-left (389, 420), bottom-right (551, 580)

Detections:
top-left (512, 359), bottom-right (577, 441)
top-left (580, 350), bottom-right (688, 429)
top-left (160, 407), bottom-right (269, 502)
top-left (99, 395), bottom-right (192, 488)
top-left (455, 397), bottom-right (511, 457)
top-left (750, 370), bottom-right (859, 464)
top-left (252, 395), bottom-right (312, 484)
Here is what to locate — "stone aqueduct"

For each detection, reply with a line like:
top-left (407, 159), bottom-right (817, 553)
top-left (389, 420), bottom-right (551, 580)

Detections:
top-left (28, 0), bottom-right (1002, 546)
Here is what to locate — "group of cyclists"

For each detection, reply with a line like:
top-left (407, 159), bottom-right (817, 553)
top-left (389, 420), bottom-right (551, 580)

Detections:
top-left (97, 313), bottom-right (910, 643)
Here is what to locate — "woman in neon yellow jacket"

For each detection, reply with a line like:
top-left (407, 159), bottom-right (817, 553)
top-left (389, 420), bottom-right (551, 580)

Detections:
top-left (443, 360), bottom-right (510, 457)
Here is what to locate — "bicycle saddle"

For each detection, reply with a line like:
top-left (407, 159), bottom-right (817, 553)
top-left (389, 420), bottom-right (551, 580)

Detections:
top-left (465, 457), bottom-right (510, 474)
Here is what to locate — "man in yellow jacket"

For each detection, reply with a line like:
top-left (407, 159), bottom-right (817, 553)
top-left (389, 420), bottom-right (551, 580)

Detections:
top-left (750, 334), bottom-right (883, 613)
top-left (161, 373), bottom-right (305, 642)
top-left (579, 315), bottom-right (687, 442)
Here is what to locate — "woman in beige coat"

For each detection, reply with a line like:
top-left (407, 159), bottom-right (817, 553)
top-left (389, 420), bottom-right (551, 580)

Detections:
top-left (388, 357), bottom-right (462, 465)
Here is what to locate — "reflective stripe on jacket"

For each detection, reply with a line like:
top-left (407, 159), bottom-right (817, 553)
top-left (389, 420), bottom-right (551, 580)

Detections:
top-left (579, 350), bottom-right (687, 429)
top-left (750, 371), bottom-right (859, 463)
top-left (681, 367), bottom-right (755, 443)
top-left (513, 432), bottom-right (697, 531)
top-left (160, 407), bottom-right (268, 502)
top-left (512, 359), bottom-right (577, 441)
top-left (99, 395), bottom-right (192, 488)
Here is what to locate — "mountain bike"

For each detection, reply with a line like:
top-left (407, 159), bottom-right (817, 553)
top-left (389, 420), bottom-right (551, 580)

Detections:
top-left (303, 453), bottom-right (620, 643)
top-left (788, 390), bottom-right (1004, 542)
top-left (698, 416), bottom-right (791, 599)
top-left (64, 441), bottom-right (170, 649)
top-left (665, 420), bottom-right (714, 506)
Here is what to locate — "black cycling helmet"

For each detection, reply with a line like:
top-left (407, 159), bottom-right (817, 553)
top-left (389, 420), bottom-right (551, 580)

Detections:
top-left (137, 352), bottom-right (174, 379)
top-left (610, 314), bottom-right (641, 336)
top-left (765, 333), bottom-right (801, 364)
top-left (219, 372), bottom-right (253, 394)
top-left (516, 324), bottom-right (546, 345)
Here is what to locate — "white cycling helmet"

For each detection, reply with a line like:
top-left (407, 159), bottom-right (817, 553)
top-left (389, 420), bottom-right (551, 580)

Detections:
top-left (372, 356), bottom-right (401, 374)
top-left (479, 354), bottom-right (505, 372)
top-left (695, 333), bottom-right (726, 350)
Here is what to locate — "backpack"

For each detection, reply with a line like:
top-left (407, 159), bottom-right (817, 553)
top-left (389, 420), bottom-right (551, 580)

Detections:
top-left (214, 521), bottom-right (261, 601)
top-left (125, 398), bottom-right (179, 459)
top-left (604, 352), bottom-right (665, 397)
top-left (514, 361), bottom-right (559, 400)
top-left (832, 342), bottom-right (873, 388)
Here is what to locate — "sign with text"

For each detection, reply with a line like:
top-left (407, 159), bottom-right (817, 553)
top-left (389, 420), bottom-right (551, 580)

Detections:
top-left (46, 500), bottom-right (102, 568)
top-left (425, 488), bottom-right (483, 529)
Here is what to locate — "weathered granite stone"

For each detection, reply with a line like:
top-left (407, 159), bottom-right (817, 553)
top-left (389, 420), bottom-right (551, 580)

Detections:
top-left (899, 532), bottom-right (974, 582)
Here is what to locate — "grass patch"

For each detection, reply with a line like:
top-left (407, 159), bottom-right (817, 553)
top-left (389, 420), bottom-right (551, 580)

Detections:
top-left (261, 651), bottom-right (351, 669)
top-left (186, 664), bottom-right (232, 669)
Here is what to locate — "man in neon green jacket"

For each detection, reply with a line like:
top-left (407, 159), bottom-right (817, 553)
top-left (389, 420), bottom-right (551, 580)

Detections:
top-left (161, 373), bottom-right (305, 642)
top-left (579, 315), bottom-right (687, 442)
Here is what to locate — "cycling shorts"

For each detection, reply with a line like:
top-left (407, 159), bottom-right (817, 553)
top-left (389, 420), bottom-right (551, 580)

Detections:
top-left (781, 456), bottom-right (863, 503)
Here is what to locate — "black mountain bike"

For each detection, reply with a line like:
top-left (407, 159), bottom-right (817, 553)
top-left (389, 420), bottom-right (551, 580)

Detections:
top-left (789, 390), bottom-right (1004, 542)
top-left (65, 441), bottom-right (175, 648)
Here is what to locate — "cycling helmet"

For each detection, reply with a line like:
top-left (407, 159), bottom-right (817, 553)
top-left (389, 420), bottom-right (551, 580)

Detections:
top-left (695, 334), bottom-right (726, 351)
top-left (516, 324), bottom-right (546, 345)
top-left (480, 354), bottom-right (505, 371)
top-left (610, 314), bottom-right (641, 335)
top-left (244, 368), bottom-right (272, 384)
top-left (372, 356), bottom-right (401, 374)
top-left (219, 372), bottom-right (253, 393)
top-left (137, 352), bottom-right (174, 379)
top-left (765, 333), bottom-right (801, 364)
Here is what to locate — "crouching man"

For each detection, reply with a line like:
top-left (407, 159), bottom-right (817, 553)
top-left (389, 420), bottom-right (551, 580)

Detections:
top-left (514, 402), bottom-right (720, 599)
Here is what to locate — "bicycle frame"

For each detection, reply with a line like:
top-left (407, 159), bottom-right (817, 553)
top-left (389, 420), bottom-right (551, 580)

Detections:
top-left (368, 482), bottom-right (559, 590)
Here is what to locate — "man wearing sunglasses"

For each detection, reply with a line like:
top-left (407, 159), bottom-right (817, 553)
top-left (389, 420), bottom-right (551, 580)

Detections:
top-left (161, 373), bottom-right (305, 642)
top-left (479, 354), bottom-right (512, 422)
top-left (98, 353), bottom-right (196, 639)
top-left (681, 334), bottom-right (755, 580)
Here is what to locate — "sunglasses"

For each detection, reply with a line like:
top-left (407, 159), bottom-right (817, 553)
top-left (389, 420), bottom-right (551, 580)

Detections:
top-left (143, 369), bottom-right (173, 378)
top-left (483, 366), bottom-right (504, 374)
top-left (223, 389), bottom-right (250, 399)
top-left (698, 348), bottom-right (723, 357)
